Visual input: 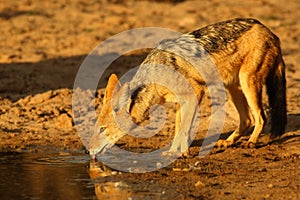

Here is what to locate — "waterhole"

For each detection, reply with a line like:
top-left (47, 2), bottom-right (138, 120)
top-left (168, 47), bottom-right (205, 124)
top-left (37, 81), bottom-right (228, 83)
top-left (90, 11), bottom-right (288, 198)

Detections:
top-left (0, 152), bottom-right (179, 200)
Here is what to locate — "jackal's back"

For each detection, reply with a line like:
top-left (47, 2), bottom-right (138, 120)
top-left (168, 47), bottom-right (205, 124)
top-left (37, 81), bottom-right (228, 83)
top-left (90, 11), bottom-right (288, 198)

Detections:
top-left (189, 18), bottom-right (263, 53)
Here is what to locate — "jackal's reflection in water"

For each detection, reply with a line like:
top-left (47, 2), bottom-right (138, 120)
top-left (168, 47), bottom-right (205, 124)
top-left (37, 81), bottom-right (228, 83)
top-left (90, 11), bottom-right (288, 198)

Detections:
top-left (88, 161), bottom-right (133, 200)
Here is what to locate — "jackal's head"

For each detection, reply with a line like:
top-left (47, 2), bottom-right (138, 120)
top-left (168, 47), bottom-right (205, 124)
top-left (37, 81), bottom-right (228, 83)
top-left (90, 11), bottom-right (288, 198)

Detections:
top-left (87, 74), bottom-right (131, 159)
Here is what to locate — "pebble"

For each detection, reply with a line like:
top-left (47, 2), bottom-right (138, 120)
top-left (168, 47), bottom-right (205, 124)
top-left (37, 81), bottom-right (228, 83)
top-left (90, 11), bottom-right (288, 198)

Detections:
top-left (55, 113), bottom-right (73, 128)
top-left (195, 181), bottom-right (205, 187)
top-left (28, 91), bottom-right (53, 105)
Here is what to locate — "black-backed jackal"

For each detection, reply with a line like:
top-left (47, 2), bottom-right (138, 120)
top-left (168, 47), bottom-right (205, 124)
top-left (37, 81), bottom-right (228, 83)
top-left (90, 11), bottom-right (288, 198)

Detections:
top-left (87, 18), bottom-right (287, 158)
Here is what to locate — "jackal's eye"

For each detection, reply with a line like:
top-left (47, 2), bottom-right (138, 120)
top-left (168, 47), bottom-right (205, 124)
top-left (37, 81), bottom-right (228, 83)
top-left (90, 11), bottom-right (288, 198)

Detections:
top-left (98, 127), bottom-right (106, 134)
top-left (113, 107), bottom-right (119, 113)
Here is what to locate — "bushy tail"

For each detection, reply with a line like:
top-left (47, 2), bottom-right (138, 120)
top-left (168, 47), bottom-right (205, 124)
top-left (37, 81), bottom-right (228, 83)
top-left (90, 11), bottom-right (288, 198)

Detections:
top-left (266, 57), bottom-right (287, 138)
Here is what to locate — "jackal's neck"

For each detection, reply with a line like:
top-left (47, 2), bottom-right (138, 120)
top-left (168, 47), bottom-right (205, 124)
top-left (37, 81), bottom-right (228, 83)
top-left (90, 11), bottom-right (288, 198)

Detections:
top-left (128, 84), bottom-right (165, 124)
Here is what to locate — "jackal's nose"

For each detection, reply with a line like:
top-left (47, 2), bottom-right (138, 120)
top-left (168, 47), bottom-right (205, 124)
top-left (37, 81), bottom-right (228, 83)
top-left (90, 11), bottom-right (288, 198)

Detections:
top-left (85, 149), bottom-right (97, 160)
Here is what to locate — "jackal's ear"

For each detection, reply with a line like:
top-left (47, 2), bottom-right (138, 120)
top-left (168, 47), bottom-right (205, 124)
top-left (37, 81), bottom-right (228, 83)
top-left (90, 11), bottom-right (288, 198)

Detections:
top-left (111, 82), bottom-right (131, 114)
top-left (118, 82), bottom-right (131, 112)
top-left (104, 74), bottom-right (121, 104)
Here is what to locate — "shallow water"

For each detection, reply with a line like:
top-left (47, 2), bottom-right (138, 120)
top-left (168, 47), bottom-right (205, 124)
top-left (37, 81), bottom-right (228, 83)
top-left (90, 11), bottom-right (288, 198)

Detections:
top-left (0, 152), bottom-right (177, 200)
top-left (0, 152), bottom-right (96, 199)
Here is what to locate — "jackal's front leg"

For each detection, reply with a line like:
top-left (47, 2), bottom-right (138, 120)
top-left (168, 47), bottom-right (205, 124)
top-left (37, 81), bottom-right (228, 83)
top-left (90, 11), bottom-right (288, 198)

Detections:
top-left (168, 100), bottom-right (197, 157)
top-left (169, 103), bottom-right (189, 155)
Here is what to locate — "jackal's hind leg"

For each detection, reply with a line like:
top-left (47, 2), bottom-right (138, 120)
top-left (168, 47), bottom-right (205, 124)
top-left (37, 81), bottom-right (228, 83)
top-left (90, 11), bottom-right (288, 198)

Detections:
top-left (216, 85), bottom-right (254, 148)
top-left (240, 75), bottom-right (266, 148)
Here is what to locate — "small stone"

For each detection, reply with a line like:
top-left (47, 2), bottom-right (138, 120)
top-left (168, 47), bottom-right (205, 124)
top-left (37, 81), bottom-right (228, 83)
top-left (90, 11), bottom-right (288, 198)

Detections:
top-left (10, 107), bottom-right (21, 116)
top-left (55, 113), bottom-right (73, 128)
top-left (195, 181), bottom-right (205, 187)
top-left (172, 168), bottom-right (190, 172)
top-left (53, 108), bottom-right (60, 117)
top-left (29, 91), bottom-right (53, 105)
top-left (156, 162), bottom-right (162, 168)
top-left (259, 167), bottom-right (267, 172)
top-left (179, 17), bottom-right (196, 28)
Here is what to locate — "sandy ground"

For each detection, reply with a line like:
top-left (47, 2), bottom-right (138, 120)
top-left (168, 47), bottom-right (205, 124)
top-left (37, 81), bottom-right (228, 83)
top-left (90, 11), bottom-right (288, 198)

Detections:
top-left (0, 0), bottom-right (300, 199)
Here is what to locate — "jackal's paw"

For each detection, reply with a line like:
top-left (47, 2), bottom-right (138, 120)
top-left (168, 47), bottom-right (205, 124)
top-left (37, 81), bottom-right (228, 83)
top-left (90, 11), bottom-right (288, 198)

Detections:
top-left (161, 150), bottom-right (180, 157)
top-left (161, 150), bottom-right (190, 158)
top-left (215, 140), bottom-right (234, 149)
top-left (241, 141), bottom-right (256, 148)
top-left (241, 141), bottom-right (267, 148)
